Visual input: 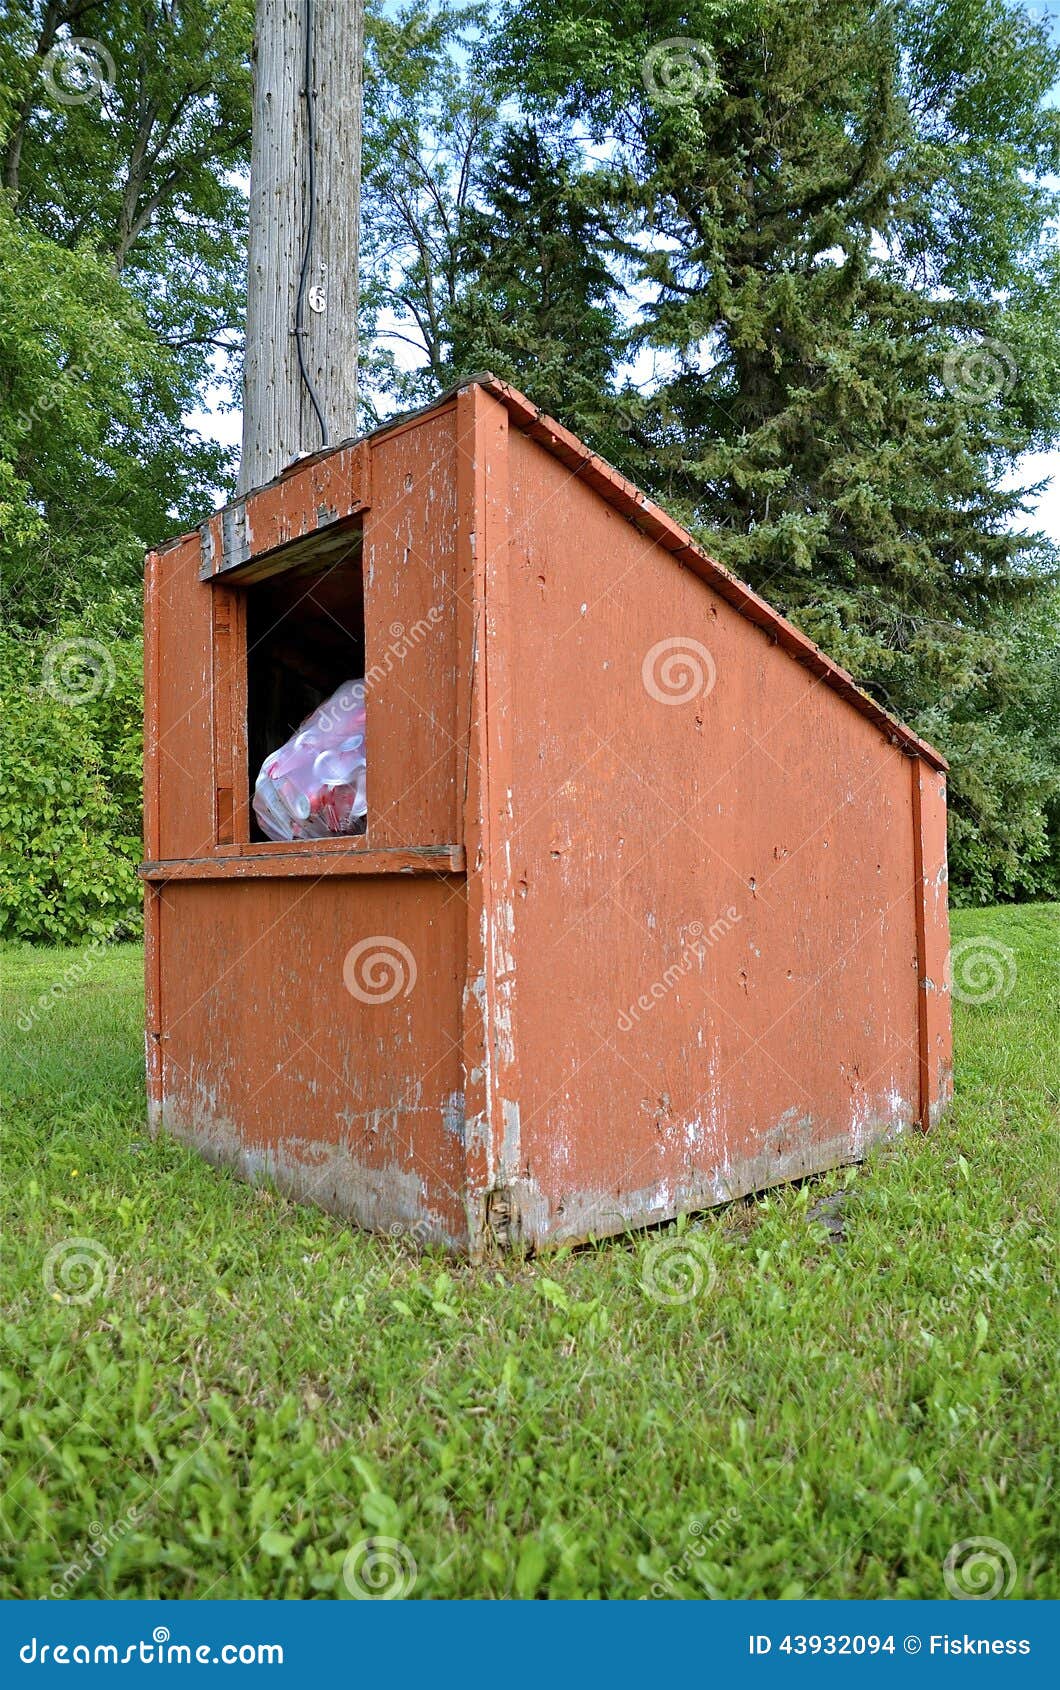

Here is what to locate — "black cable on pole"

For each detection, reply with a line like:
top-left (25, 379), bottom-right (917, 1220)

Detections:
top-left (294, 0), bottom-right (329, 449)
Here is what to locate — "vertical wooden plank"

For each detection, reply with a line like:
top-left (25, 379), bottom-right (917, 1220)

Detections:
top-left (154, 536), bottom-right (216, 858)
top-left (361, 409), bottom-right (461, 845)
top-left (456, 385), bottom-right (492, 1252)
top-left (456, 385), bottom-right (520, 1255)
top-left (912, 759), bottom-right (954, 1129)
top-left (212, 587), bottom-right (235, 845)
top-left (209, 582), bottom-right (251, 845)
top-left (144, 884), bottom-right (164, 1133)
top-left (143, 550), bottom-right (161, 861)
top-left (231, 589), bottom-right (251, 845)
top-left (143, 549), bottom-right (164, 1132)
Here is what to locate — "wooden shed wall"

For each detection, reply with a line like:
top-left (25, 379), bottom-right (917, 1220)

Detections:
top-left (145, 406), bottom-right (476, 1249)
top-left (495, 426), bottom-right (927, 1246)
top-left (362, 405), bottom-right (463, 846)
top-left (151, 878), bottom-right (469, 1243)
top-left (146, 536), bottom-right (216, 861)
top-left (144, 380), bottom-right (950, 1254)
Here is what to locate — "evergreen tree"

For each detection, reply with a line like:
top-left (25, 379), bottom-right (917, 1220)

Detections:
top-left (360, 7), bottom-right (627, 450)
top-left (499, 0), bottom-right (1060, 900)
top-left (449, 123), bottom-right (626, 454)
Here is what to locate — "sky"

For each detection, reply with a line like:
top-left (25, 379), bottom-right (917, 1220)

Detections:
top-left (189, 8), bottom-right (1060, 543)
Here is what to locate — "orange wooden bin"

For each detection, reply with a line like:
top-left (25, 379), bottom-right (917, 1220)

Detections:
top-left (141, 375), bottom-right (952, 1256)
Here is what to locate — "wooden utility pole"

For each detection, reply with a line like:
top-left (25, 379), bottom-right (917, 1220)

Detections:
top-left (238, 0), bottom-right (363, 494)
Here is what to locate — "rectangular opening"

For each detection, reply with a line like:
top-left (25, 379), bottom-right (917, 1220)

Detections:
top-left (242, 537), bottom-right (366, 843)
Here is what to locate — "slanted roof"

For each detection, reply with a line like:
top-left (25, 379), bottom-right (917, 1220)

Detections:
top-left (162, 372), bottom-right (948, 773)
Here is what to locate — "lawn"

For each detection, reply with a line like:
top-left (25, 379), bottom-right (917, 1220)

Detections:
top-left (1, 903), bottom-right (1057, 1600)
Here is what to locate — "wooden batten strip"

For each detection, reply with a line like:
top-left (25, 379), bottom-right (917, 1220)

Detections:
top-left (139, 844), bottom-right (466, 882)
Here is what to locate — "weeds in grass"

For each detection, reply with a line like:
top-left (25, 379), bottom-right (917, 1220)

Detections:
top-left (1, 905), bottom-right (1057, 1598)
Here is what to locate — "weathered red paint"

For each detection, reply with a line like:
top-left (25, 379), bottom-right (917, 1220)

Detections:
top-left (142, 375), bottom-right (953, 1255)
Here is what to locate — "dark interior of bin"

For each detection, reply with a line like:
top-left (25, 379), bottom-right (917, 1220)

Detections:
top-left (245, 542), bottom-right (366, 840)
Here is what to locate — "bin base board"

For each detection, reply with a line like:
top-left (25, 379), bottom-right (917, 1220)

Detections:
top-left (487, 1110), bottom-right (920, 1255)
top-left (151, 1096), bottom-right (924, 1258)
top-left (152, 1102), bottom-right (464, 1250)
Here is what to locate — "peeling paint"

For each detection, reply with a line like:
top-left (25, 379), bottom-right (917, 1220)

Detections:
top-left (500, 1097), bottom-right (521, 1179)
top-left (441, 1090), bottom-right (465, 1140)
top-left (146, 382), bottom-right (951, 1260)
top-left (498, 1103), bottom-right (907, 1250)
top-left (160, 1100), bottom-right (459, 1248)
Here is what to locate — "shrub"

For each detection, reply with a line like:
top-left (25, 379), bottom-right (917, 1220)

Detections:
top-left (0, 603), bottom-right (143, 944)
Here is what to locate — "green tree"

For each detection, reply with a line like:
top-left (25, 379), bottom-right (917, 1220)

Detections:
top-left (0, 603), bottom-right (144, 942)
top-left (0, 199), bottom-right (227, 627)
top-left (359, 1), bottom-right (496, 413)
top-left (449, 122), bottom-right (627, 455)
top-left (359, 4), bottom-right (631, 455)
top-left (0, 1), bottom-right (252, 939)
top-left (0, 0), bottom-right (252, 627)
top-left (499, 0), bottom-right (1060, 901)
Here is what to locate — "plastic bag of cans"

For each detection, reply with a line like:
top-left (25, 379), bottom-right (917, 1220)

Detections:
top-left (252, 680), bottom-right (367, 841)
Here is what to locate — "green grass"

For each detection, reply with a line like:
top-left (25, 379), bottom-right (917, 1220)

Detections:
top-left (2, 905), bottom-right (1057, 1600)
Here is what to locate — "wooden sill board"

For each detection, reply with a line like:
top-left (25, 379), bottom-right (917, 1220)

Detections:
top-left (139, 844), bottom-right (466, 882)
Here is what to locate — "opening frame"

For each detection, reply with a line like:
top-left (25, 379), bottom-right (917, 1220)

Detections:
top-left (210, 526), bottom-right (369, 854)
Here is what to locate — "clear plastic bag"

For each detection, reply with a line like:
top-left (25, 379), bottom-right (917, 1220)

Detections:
top-left (252, 680), bottom-right (367, 842)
